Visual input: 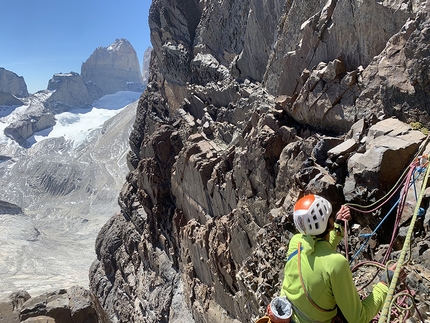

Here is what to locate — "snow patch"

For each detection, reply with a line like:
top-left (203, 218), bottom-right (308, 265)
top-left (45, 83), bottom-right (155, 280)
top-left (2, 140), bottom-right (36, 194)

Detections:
top-left (0, 91), bottom-right (141, 147)
top-left (32, 91), bottom-right (140, 145)
top-left (107, 39), bottom-right (125, 52)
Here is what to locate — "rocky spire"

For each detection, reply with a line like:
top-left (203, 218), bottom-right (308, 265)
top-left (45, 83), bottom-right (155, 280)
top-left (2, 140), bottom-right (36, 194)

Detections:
top-left (81, 38), bottom-right (144, 96)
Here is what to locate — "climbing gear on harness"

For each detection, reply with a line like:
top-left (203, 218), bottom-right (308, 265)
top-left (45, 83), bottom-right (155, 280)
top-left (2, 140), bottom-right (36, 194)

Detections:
top-left (293, 195), bottom-right (332, 235)
top-left (297, 241), bottom-right (337, 313)
top-left (266, 297), bottom-right (292, 323)
top-left (255, 297), bottom-right (292, 323)
top-left (255, 316), bottom-right (271, 323)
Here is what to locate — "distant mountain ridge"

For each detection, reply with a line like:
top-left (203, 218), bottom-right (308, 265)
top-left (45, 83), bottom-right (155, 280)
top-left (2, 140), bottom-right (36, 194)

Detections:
top-left (45, 38), bottom-right (144, 114)
top-left (1, 38), bottom-right (151, 146)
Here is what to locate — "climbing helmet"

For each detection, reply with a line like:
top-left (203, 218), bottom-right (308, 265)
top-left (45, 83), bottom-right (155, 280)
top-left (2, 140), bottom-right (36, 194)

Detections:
top-left (293, 194), bottom-right (332, 235)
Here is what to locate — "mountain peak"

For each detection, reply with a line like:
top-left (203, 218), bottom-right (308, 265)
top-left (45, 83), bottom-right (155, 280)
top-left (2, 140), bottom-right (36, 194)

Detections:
top-left (81, 39), bottom-right (143, 96)
top-left (107, 38), bottom-right (131, 52)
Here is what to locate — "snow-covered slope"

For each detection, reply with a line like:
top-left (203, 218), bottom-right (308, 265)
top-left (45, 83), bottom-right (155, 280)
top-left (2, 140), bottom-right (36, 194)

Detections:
top-left (0, 91), bottom-right (140, 148)
top-left (0, 91), bottom-right (141, 299)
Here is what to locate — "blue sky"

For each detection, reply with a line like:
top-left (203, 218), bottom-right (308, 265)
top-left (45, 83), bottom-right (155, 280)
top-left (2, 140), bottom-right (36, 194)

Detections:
top-left (1, 0), bottom-right (152, 94)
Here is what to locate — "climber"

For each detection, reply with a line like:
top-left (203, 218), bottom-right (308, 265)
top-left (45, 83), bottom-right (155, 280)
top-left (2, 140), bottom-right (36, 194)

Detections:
top-left (278, 194), bottom-right (404, 323)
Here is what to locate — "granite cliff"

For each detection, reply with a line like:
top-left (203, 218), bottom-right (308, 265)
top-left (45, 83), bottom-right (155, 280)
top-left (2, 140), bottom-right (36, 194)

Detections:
top-left (81, 38), bottom-right (144, 96)
top-left (0, 68), bottom-right (28, 98)
top-left (0, 0), bottom-right (430, 323)
top-left (3, 39), bottom-right (145, 145)
top-left (87, 0), bottom-right (430, 322)
top-left (45, 38), bottom-right (144, 114)
top-left (0, 68), bottom-right (28, 107)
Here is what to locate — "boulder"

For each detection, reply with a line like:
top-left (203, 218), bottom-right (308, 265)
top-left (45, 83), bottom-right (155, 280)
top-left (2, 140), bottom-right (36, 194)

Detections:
top-left (344, 118), bottom-right (426, 218)
top-left (0, 290), bottom-right (31, 323)
top-left (19, 287), bottom-right (102, 323)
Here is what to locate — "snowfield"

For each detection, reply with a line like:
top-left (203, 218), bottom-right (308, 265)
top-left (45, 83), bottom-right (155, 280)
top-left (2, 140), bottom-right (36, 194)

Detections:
top-left (0, 91), bottom-right (141, 300)
top-left (0, 91), bottom-right (141, 148)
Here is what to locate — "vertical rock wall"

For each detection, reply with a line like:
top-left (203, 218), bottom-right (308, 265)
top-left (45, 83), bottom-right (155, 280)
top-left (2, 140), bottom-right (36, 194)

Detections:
top-left (90, 0), bottom-right (430, 322)
top-left (81, 38), bottom-right (144, 96)
top-left (0, 67), bottom-right (29, 97)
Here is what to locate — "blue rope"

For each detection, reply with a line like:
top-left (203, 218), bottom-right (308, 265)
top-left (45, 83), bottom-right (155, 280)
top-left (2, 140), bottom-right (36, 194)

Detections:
top-left (349, 164), bottom-right (426, 264)
top-left (349, 198), bottom-right (401, 264)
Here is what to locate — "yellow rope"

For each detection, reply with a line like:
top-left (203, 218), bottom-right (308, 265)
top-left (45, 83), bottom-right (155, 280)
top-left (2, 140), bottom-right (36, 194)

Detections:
top-left (377, 142), bottom-right (430, 323)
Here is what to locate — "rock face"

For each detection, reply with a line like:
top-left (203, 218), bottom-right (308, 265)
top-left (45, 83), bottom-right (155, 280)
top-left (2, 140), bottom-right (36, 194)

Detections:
top-left (81, 39), bottom-right (144, 96)
top-left (0, 67), bottom-right (27, 106)
top-left (142, 47), bottom-right (152, 85)
top-left (44, 39), bottom-right (144, 114)
top-left (4, 98), bottom-right (56, 146)
top-left (0, 68), bottom-right (29, 98)
top-left (0, 91), bottom-right (24, 106)
top-left (89, 1), bottom-right (430, 323)
top-left (44, 72), bottom-right (99, 113)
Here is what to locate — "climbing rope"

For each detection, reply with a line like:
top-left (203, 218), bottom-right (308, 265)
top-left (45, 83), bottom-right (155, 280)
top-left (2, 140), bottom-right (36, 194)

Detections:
top-left (377, 154), bottom-right (430, 323)
top-left (338, 136), bottom-right (430, 322)
top-left (256, 139), bottom-right (430, 323)
top-left (346, 137), bottom-right (429, 213)
top-left (347, 162), bottom-right (424, 264)
top-left (344, 137), bottom-right (429, 261)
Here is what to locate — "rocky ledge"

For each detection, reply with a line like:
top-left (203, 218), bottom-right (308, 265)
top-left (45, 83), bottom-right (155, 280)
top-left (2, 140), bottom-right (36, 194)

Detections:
top-left (0, 286), bottom-right (107, 323)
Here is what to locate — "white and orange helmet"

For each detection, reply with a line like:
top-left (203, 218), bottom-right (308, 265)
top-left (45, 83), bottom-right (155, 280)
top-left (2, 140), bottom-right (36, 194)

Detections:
top-left (293, 194), bottom-right (332, 235)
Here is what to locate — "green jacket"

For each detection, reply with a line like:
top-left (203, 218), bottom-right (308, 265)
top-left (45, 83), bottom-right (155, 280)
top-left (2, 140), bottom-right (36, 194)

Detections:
top-left (280, 223), bottom-right (388, 323)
